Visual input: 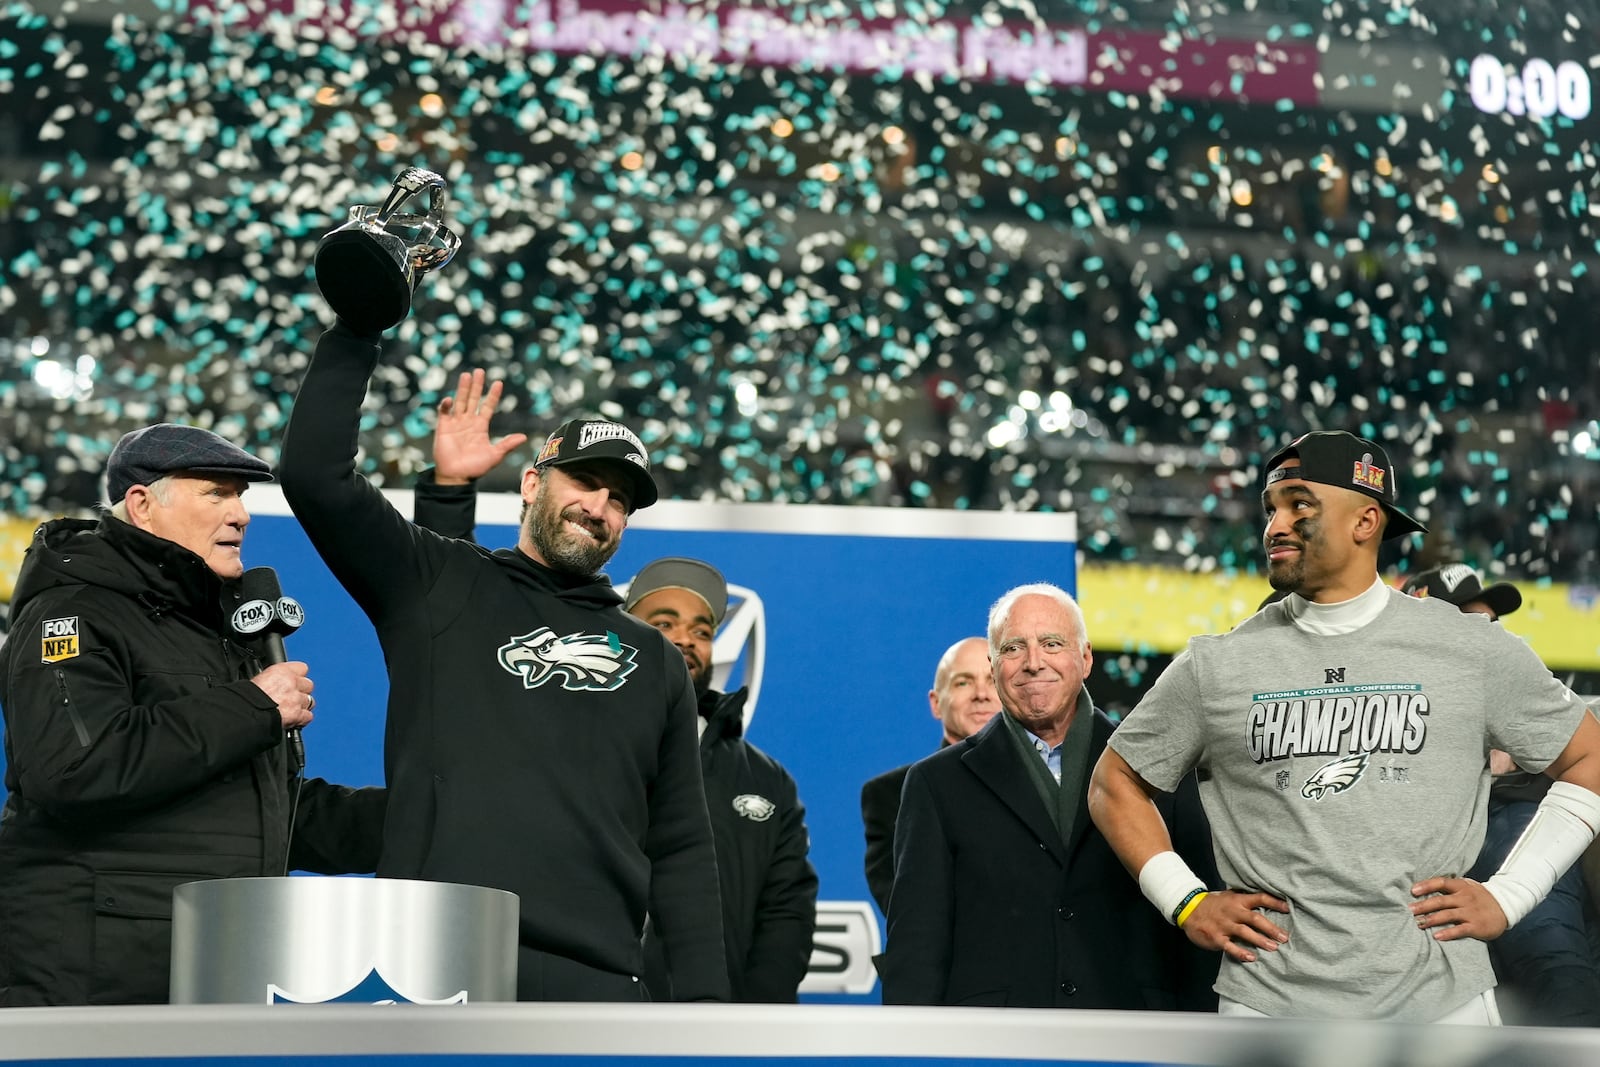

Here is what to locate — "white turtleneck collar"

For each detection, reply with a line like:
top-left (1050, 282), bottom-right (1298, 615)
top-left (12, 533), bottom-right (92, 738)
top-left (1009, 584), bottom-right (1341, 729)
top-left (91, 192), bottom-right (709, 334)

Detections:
top-left (1282, 574), bottom-right (1392, 636)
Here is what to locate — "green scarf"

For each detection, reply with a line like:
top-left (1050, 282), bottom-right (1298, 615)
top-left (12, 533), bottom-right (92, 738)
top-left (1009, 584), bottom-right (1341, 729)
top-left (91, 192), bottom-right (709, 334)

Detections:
top-left (997, 686), bottom-right (1097, 849)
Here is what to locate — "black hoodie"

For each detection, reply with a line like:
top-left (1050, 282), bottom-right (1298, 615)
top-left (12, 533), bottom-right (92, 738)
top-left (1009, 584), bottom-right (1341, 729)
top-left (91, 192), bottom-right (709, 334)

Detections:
top-left (414, 476), bottom-right (817, 1001)
top-left (0, 515), bottom-right (383, 1005)
top-left (280, 322), bottom-right (729, 1001)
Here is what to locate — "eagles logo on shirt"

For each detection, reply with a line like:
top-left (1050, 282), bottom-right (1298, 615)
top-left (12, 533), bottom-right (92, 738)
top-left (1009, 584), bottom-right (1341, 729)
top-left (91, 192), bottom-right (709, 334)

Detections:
top-left (497, 627), bottom-right (639, 692)
top-left (1301, 751), bottom-right (1370, 800)
top-left (732, 794), bottom-right (776, 822)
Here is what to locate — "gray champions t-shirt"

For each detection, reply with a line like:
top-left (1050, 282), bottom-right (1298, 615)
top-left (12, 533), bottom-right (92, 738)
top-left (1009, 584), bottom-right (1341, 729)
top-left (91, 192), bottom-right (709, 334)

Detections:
top-left (1108, 590), bottom-right (1588, 1021)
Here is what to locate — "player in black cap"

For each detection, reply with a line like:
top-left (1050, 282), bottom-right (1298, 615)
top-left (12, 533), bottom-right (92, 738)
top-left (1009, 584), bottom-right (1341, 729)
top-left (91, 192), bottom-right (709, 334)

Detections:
top-left (409, 374), bottom-right (801, 1003)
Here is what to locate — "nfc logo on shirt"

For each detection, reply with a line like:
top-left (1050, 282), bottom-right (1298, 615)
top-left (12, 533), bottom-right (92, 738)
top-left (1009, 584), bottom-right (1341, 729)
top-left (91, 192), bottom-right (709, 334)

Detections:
top-left (41, 616), bottom-right (80, 663)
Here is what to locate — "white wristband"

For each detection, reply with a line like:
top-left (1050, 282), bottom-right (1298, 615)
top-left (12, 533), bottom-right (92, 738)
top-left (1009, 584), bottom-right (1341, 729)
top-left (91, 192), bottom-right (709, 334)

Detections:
top-left (1482, 780), bottom-right (1600, 929)
top-left (1138, 850), bottom-right (1207, 926)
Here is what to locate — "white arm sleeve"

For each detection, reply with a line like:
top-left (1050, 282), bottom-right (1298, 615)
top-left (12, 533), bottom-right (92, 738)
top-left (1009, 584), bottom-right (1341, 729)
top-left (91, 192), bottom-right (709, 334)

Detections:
top-left (1482, 780), bottom-right (1600, 928)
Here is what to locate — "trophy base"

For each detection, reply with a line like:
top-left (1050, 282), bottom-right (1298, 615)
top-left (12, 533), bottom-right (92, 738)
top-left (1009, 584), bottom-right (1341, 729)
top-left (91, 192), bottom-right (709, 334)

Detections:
top-left (314, 229), bottom-right (414, 336)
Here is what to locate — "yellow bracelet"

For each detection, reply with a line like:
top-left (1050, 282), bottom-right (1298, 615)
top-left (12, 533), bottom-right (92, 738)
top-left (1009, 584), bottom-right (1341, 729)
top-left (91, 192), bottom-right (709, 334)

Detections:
top-left (1175, 891), bottom-right (1209, 928)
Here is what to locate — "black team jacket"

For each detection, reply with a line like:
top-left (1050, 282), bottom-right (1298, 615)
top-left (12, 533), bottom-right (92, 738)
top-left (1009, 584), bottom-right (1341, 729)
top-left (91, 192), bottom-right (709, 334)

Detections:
top-left (280, 321), bottom-right (729, 1001)
top-left (644, 687), bottom-right (818, 1002)
top-left (0, 516), bottom-right (383, 1005)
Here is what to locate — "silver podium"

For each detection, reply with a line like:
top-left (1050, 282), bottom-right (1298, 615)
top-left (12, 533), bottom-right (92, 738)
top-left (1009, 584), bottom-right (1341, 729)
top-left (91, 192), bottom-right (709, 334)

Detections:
top-left (170, 876), bottom-right (519, 1004)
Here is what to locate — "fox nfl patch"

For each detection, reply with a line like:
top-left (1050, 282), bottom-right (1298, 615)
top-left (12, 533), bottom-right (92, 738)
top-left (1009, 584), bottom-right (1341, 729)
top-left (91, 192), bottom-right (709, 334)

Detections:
top-left (41, 616), bottom-right (80, 664)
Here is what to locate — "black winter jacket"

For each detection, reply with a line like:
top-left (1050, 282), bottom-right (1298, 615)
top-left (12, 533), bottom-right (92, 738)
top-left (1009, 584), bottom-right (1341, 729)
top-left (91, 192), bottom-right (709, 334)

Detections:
top-left (881, 708), bottom-right (1217, 1010)
top-left (281, 322), bottom-right (729, 1001)
top-left (0, 516), bottom-right (384, 1006)
top-left (645, 688), bottom-right (818, 1002)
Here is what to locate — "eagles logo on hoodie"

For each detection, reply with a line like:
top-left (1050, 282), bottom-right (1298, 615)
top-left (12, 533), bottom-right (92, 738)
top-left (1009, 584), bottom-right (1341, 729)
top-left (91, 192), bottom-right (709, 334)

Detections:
top-left (497, 627), bottom-right (639, 692)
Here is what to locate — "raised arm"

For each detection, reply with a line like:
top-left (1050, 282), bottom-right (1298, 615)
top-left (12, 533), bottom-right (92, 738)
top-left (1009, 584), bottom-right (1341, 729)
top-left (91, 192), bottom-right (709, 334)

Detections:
top-left (278, 322), bottom-right (456, 619)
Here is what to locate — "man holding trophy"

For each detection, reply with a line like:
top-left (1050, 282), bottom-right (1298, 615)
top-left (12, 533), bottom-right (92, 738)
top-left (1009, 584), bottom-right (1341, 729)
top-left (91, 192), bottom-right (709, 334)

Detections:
top-left (279, 169), bottom-right (730, 1002)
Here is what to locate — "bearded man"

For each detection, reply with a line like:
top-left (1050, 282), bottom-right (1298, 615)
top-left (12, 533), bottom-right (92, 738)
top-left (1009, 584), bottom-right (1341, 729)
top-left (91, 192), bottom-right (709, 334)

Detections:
top-left (280, 322), bottom-right (728, 1003)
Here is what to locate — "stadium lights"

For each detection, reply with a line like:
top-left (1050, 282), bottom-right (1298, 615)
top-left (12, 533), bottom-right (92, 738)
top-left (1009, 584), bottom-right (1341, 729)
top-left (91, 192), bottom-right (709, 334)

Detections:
top-left (734, 380), bottom-right (759, 417)
top-left (986, 419), bottom-right (1024, 449)
top-left (31, 355), bottom-right (96, 401)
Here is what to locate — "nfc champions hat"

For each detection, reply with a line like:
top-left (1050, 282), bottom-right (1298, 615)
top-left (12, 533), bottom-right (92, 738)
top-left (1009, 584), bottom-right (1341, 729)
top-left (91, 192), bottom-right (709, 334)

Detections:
top-left (531, 418), bottom-right (659, 511)
top-left (1263, 430), bottom-right (1426, 541)
top-left (1402, 564), bottom-right (1522, 618)
top-left (106, 423), bottom-right (273, 505)
top-left (624, 557), bottom-right (729, 627)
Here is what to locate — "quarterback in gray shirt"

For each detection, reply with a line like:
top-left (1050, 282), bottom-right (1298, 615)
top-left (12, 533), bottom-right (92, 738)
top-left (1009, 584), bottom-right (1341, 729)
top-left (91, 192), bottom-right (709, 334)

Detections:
top-left (1088, 431), bottom-right (1600, 1022)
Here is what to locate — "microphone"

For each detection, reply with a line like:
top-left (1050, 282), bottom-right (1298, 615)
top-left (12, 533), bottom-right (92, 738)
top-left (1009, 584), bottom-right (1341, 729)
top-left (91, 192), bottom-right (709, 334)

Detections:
top-left (230, 566), bottom-right (309, 774)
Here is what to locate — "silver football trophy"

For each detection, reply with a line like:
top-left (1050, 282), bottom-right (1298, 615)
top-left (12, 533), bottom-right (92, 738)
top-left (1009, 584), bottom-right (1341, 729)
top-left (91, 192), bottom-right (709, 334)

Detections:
top-left (314, 167), bottom-right (460, 334)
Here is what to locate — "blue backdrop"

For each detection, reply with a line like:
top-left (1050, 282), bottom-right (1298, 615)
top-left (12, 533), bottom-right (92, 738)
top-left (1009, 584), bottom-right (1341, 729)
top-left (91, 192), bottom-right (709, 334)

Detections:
top-left (0, 491), bottom-right (1076, 1002)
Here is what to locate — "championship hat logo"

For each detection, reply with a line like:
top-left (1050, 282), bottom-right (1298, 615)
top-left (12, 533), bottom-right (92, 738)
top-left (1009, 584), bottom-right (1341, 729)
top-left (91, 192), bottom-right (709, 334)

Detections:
top-left (1435, 563), bottom-right (1474, 592)
top-left (577, 421), bottom-right (646, 454)
top-left (1352, 452), bottom-right (1386, 494)
top-left (535, 435), bottom-right (564, 465)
